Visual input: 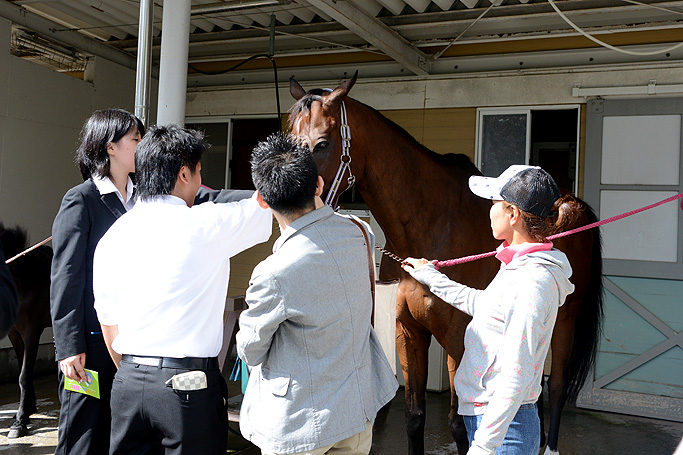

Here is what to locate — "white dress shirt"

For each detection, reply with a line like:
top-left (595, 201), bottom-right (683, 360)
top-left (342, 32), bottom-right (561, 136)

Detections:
top-left (93, 175), bottom-right (135, 211)
top-left (93, 194), bottom-right (272, 358)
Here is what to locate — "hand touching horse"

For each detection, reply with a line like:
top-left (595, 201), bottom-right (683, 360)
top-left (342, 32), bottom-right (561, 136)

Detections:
top-left (288, 73), bottom-right (602, 455)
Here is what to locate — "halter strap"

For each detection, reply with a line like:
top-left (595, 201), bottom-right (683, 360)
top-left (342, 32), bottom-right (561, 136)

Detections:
top-left (324, 101), bottom-right (356, 208)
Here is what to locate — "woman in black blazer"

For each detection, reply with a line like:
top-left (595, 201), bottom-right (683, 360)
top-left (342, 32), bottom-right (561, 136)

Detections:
top-left (50, 109), bottom-right (144, 455)
top-left (51, 111), bottom-right (256, 454)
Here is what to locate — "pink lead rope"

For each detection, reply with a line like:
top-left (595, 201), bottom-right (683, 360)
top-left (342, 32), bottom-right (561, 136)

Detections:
top-left (432, 192), bottom-right (683, 270)
top-left (5, 236), bottom-right (53, 264)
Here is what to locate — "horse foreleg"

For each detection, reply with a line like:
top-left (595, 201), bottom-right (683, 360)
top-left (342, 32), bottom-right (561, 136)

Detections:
top-left (8, 327), bottom-right (43, 439)
top-left (6, 328), bottom-right (29, 438)
top-left (446, 355), bottom-right (468, 454)
top-left (396, 319), bottom-right (430, 455)
top-left (19, 327), bottom-right (41, 417)
top-left (8, 327), bottom-right (24, 368)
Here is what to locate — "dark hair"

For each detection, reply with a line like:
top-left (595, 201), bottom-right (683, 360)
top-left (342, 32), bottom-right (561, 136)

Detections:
top-left (75, 109), bottom-right (145, 180)
top-left (135, 124), bottom-right (206, 200)
top-left (515, 194), bottom-right (585, 242)
top-left (500, 167), bottom-right (561, 218)
top-left (250, 132), bottom-right (318, 216)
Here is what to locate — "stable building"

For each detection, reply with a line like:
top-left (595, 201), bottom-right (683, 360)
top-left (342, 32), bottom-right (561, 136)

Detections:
top-left (0, 0), bottom-right (681, 424)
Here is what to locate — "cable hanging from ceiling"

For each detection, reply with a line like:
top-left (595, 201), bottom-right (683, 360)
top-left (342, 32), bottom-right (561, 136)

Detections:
top-left (189, 15), bottom-right (285, 130)
top-left (548, 0), bottom-right (683, 56)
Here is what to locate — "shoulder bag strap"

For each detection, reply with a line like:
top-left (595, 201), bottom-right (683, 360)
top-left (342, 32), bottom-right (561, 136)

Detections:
top-left (348, 217), bottom-right (376, 325)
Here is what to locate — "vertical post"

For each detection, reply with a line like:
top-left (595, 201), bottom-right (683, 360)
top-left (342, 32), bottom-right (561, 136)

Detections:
top-left (135, 0), bottom-right (154, 127)
top-left (157, 0), bottom-right (191, 126)
top-left (269, 14), bottom-right (276, 57)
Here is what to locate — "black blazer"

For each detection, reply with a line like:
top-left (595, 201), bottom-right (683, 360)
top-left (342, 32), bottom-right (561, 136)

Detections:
top-left (50, 178), bottom-right (253, 361)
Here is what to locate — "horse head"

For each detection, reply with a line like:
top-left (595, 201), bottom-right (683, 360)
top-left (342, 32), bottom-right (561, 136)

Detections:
top-left (0, 222), bottom-right (28, 260)
top-left (289, 72), bottom-right (359, 207)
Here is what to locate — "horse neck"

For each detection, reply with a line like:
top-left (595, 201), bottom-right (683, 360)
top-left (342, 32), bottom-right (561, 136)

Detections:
top-left (345, 99), bottom-right (456, 252)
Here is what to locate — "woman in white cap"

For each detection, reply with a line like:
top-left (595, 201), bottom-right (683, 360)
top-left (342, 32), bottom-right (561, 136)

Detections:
top-left (402, 165), bottom-right (582, 455)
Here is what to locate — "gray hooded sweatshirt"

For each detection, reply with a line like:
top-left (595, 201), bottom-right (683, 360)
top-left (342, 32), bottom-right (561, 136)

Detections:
top-left (410, 248), bottom-right (574, 455)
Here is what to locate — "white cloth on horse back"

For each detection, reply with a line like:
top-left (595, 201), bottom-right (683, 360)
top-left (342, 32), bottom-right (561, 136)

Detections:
top-left (93, 194), bottom-right (272, 358)
top-left (408, 246), bottom-right (574, 455)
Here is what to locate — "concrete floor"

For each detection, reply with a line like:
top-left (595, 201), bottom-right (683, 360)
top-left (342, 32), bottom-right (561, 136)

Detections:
top-left (1, 373), bottom-right (681, 454)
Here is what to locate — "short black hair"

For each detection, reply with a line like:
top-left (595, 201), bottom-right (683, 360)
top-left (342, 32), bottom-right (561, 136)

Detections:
top-left (135, 124), bottom-right (206, 200)
top-left (250, 133), bottom-right (318, 216)
top-left (76, 109), bottom-right (145, 180)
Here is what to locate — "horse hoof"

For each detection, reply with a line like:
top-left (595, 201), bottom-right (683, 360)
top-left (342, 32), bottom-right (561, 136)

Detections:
top-left (7, 424), bottom-right (28, 438)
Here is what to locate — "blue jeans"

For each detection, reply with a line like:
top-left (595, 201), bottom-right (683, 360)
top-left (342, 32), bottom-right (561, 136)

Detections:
top-left (463, 403), bottom-right (540, 455)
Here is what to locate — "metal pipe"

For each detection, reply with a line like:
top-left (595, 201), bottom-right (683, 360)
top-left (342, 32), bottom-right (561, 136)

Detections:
top-left (157, 0), bottom-right (191, 126)
top-left (135, 0), bottom-right (154, 127)
top-left (269, 14), bottom-right (276, 57)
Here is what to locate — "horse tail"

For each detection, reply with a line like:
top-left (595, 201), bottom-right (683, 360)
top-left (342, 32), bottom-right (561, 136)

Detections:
top-left (565, 201), bottom-right (604, 404)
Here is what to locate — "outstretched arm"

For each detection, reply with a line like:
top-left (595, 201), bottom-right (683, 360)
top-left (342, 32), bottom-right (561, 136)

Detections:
top-left (402, 257), bottom-right (483, 316)
top-left (194, 186), bottom-right (254, 204)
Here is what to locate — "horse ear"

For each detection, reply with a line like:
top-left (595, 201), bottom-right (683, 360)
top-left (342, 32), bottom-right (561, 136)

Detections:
top-left (325, 71), bottom-right (358, 107)
top-left (290, 77), bottom-right (306, 100)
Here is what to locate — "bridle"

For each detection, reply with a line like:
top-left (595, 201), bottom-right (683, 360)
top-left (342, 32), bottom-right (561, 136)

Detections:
top-left (324, 101), bottom-right (356, 208)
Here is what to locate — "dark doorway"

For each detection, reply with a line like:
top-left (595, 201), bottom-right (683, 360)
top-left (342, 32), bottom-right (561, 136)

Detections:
top-left (230, 118), bottom-right (281, 190)
top-left (186, 117), bottom-right (280, 191)
top-left (530, 109), bottom-right (578, 195)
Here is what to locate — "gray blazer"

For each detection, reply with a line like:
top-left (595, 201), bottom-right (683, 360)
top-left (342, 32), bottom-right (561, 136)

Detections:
top-left (237, 205), bottom-right (398, 454)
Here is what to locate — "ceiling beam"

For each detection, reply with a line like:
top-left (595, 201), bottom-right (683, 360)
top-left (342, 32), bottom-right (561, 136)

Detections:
top-left (300, 0), bottom-right (430, 75)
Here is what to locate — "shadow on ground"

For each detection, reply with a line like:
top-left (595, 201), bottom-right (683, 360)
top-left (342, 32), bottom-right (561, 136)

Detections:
top-left (1, 374), bottom-right (681, 454)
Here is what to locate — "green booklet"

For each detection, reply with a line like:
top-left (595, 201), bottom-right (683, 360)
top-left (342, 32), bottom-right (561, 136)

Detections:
top-left (64, 369), bottom-right (100, 399)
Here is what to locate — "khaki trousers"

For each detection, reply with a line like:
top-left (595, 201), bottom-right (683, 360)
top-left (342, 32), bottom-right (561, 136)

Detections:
top-left (262, 421), bottom-right (373, 455)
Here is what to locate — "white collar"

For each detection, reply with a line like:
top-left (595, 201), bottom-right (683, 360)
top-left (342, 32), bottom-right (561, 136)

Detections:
top-left (136, 194), bottom-right (188, 207)
top-left (93, 175), bottom-right (135, 203)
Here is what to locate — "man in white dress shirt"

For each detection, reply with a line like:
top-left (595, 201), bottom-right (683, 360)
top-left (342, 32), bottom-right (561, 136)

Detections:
top-left (93, 124), bottom-right (272, 455)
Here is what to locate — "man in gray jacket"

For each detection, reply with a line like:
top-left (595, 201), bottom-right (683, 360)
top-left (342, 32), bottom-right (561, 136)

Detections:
top-left (237, 133), bottom-right (398, 455)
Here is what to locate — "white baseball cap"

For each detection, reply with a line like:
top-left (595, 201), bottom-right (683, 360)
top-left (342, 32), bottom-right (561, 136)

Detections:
top-left (469, 165), bottom-right (561, 218)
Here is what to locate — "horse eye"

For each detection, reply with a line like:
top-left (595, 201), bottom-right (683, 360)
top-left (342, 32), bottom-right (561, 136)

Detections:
top-left (313, 141), bottom-right (328, 153)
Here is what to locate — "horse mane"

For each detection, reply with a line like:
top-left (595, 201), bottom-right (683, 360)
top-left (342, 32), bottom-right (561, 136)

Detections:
top-left (0, 222), bottom-right (29, 259)
top-left (289, 90), bottom-right (482, 176)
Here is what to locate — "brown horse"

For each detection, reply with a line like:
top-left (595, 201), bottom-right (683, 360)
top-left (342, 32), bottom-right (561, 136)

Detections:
top-left (289, 73), bottom-right (603, 455)
top-left (1, 223), bottom-right (52, 438)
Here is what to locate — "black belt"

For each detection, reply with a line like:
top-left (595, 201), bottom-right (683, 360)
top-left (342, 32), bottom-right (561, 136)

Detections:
top-left (121, 355), bottom-right (219, 370)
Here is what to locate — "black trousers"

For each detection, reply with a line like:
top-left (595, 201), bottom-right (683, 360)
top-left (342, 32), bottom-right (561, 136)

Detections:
top-left (55, 337), bottom-right (117, 455)
top-left (109, 359), bottom-right (229, 455)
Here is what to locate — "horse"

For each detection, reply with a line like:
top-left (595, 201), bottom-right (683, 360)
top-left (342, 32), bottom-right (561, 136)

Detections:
top-left (288, 73), bottom-right (603, 455)
top-left (0, 223), bottom-right (52, 438)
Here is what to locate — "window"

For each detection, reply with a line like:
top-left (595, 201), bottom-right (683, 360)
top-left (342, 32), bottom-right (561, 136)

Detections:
top-left (476, 107), bottom-right (580, 195)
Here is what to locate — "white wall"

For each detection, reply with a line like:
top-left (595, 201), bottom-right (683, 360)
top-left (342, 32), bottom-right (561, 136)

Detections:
top-left (186, 64), bottom-right (683, 116)
top-left (0, 17), bottom-right (145, 243)
top-left (0, 17), bottom-right (154, 374)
